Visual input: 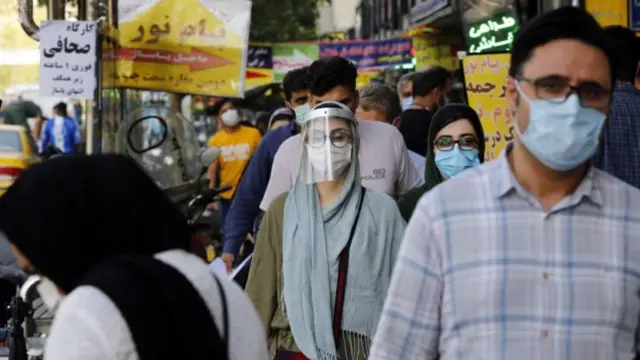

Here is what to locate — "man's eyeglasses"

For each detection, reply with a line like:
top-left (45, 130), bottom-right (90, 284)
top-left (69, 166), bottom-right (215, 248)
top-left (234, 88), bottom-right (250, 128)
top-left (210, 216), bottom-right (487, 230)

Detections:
top-left (306, 128), bottom-right (353, 148)
top-left (517, 75), bottom-right (611, 109)
top-left (434, 134), bottom-right (479, 151)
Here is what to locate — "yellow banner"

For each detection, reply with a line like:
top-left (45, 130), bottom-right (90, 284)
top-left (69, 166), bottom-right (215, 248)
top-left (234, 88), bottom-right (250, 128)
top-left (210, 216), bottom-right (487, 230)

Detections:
top-left (116, 0), bottom-right (251, 97)
top-left (245, 68), bottom-right (273, 90)
top-left (586, 0), bottom-right (628, 27)
top-left (413, 37), bottom-right (459, 71)
top-left (462, 53), bottom-right (513, 161)
top-left (356, 70), bottom-right (379, 89)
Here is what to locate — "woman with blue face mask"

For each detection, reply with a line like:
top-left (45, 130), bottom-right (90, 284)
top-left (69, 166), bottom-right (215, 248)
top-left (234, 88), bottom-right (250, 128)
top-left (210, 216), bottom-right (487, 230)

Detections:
top-left (397, 104), bottom-right (485, 221)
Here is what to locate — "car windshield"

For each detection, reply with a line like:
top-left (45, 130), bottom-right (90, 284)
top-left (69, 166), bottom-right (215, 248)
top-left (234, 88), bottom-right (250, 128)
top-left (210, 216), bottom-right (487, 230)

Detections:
top-left (0, 130), bottom-right (22, 153)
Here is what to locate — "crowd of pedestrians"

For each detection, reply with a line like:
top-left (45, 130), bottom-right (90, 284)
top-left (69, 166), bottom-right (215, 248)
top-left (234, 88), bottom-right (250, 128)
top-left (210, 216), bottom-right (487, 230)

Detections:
top-left (0, 5), bottom-right (639, 360)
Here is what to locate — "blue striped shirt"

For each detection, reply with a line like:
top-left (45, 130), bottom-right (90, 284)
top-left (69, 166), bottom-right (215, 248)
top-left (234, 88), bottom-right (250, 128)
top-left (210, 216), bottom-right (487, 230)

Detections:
top-left (369, 144), bottom-right (640, 360)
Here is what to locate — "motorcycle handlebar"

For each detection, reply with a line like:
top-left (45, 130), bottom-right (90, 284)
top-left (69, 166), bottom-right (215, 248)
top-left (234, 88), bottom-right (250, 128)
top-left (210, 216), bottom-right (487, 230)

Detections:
top-left (188, 185), bottom-right (232, 208)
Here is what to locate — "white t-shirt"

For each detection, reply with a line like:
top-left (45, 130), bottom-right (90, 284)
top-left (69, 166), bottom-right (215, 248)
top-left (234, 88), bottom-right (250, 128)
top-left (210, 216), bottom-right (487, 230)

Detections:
top-left (44, 249), bottom-right (268, 360)
top-left (260, 119), bottom-right (424, 210)
top-left (408, 150), bottom-right (426, 181)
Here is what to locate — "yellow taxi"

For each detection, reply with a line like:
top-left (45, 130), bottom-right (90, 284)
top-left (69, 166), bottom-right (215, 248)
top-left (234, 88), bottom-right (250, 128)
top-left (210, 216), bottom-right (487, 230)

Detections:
top-left (0, 124), bottom-right (40, 196)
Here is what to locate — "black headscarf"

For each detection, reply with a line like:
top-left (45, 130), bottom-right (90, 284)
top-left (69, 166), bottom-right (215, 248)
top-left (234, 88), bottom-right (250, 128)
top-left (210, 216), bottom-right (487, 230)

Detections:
top-left (0, 154), bottom-right (190, 293)
top-left (397, 104), bottom-right (485, 221)
top-left (398, 108), bottom-right (434, 156)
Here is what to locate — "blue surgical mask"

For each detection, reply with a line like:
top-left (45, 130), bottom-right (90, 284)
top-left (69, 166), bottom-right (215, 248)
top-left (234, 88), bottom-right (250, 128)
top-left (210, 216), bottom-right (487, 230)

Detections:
top-left (401, 97), bottom-right (413, 111)
top-left (294, 103), bottom-right (310, 126)
top-left (435, 144), bottom-right (480, 179)
top-left (515, 84), bottom-right (606, 171)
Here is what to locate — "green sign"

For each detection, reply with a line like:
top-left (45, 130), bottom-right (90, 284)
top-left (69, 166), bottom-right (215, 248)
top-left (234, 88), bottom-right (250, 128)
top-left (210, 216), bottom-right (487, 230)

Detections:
top-left (467, 13), bottom-right (519, 54)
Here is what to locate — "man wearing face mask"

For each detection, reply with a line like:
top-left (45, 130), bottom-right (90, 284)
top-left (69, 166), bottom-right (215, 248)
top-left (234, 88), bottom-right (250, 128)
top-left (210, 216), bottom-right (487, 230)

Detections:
top-left (397, 72), bottom-right (417, 111)
top-left (593, 26), bottom-right (640, 189)
top-left (218, 67), bottom-right (309, 272)
top-left (398, 66), bottom-right (452, 157)
top-left (260, 56), bottom-right (423, 212)
top-left (206, 102), bottom-right (262, 229)
top-left (370, 7), bottom-right (640, 360)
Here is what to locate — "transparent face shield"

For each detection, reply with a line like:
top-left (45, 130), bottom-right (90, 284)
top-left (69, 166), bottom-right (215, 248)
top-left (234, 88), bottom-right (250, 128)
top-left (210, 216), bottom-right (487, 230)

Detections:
top-left (122, 105), bottom-right (201, 190)
top-left (298, 107), bottom-right (359, 184)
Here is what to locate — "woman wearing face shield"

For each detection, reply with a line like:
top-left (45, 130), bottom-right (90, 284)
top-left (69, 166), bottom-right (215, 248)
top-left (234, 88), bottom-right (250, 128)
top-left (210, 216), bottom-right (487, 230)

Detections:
top-left (397, 104), bottom-right (485, 221)
top-left (245, 102), bottom-right (407, 360)
top-left (0, 155), bottom-right (268, 360)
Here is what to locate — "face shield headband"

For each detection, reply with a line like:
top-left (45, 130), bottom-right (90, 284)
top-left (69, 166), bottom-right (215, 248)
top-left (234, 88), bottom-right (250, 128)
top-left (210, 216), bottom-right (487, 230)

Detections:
top-left (297, 107), bottom-right (360, 185)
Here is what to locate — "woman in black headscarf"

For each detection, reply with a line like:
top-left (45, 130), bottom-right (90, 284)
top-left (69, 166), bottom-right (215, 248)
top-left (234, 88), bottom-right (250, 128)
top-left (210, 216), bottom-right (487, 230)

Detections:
top-left (397, 104), bottom-right (485, 221)
top-left (0, 154), bottom-right (267, 360)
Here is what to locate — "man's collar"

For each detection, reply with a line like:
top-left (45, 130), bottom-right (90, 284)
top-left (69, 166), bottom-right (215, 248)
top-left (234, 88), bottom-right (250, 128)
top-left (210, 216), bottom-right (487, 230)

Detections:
top-left (489, 143), bottom-right (603, 207)
top-left (615, 82), bottom-right (638, 93)
top-left (288, 120), bottom-right (298, 134)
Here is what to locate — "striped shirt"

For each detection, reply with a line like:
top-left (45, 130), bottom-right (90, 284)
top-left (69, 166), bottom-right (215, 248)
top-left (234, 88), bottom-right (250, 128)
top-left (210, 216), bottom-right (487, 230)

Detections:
top-left (369, 144), bottom-right (640, 360)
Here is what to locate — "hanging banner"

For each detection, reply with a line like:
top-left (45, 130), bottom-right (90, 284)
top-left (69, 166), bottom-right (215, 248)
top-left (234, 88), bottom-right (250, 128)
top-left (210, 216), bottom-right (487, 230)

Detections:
top-left (272, 43), bottom-right (318, 82)
top-left (356, 69), bottom-right (380, 89)
top-left (245, 44), bottom-right (273, 90)
top-left (319, 38), bottom-right (412, 69)
top-left (464, 11), bottom-right (519, 55)
top-left (413, 38), bottom-right (459, 71)
top-left (585, 0), bottom-right (627, 27)
top-left (632, 0), bottom-right (640, 30)
top-left (116, 0), bottom-right (251, 97)
top-left (462, 53), bottom-right (512, 161)
top-left (39, 20), bottom-right (98, 99)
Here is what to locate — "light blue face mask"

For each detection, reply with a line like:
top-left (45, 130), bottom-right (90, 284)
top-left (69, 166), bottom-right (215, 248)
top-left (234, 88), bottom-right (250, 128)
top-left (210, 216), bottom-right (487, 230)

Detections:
top-left (514, 83), bottom-right (606, 171)
top-left (435, 144), bottom-right (480, 179)
top-left (293, 103), bottom-right (310, 126)
top-left (401, 97), bottom-right (413, 111)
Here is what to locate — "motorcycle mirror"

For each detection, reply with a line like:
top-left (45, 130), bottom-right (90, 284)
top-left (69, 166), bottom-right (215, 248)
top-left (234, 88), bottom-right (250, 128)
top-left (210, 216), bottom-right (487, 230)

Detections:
top-left (126, 115), bottom-right (169, 154)
top-left (19, 275), bottom-right (41, 301)
top-left (200, 147), bottom-right (220, 168)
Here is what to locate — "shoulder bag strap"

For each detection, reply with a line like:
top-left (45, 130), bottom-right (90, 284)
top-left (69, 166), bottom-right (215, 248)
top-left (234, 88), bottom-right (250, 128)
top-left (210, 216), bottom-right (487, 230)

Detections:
top-left (212, 274), bottom-right (230, 356)
top-left (332, 188), bottom-right (366, 350)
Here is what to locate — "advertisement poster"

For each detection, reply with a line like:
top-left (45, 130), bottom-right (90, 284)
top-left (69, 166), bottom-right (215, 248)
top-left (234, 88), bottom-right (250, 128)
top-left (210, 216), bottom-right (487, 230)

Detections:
top-left (585, 0), bottom-right (627, 27)
top-left (116, 0), bottom-right (251, 97)
top-left (245, 44), bottom-right (273, 90)
top-left (464, 11), bottom-right (519, 54)
top-left (356, 69), bottom-right (380, 89)
top-left (319, 38), bottom-right (412, 69)
top-left (462, 53), bottom-right (513, 161)
top-left (272, 43), bottom-right (318, 82)
top-left (632, 0), bottom-right (640, 30)
top-left (412, 37), bottom-right (459, 71)
top-left (39, 21), bottom-right (98, 99)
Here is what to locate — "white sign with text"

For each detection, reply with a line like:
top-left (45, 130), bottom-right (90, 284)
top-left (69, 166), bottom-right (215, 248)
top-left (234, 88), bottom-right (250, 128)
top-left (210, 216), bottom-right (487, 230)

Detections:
top-left (39, 20), bottom-right (98, 99)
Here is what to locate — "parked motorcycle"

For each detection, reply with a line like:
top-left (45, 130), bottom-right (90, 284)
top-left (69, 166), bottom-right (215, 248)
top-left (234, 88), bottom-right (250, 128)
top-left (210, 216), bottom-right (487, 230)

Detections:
top-left (125, 114), bottom-right (230, 261)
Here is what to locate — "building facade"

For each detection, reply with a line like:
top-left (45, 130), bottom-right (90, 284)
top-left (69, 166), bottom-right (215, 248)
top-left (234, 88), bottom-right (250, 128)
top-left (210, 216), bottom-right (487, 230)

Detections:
top-left (356, 0), bottom-right (581, 41)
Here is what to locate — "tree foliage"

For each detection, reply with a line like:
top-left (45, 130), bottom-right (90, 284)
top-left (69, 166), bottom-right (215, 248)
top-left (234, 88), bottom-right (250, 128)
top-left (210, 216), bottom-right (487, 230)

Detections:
top-left (37, 0), bottom-right (320, 42)
top-left (249, 0), bottom-right (319, 42)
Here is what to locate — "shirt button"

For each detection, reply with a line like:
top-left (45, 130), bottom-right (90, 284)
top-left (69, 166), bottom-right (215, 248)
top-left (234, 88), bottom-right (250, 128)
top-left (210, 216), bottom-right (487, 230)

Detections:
top-left (542, 272), bottom-right (549, 280)
top-left (541, 329), bottom-right (549, 338)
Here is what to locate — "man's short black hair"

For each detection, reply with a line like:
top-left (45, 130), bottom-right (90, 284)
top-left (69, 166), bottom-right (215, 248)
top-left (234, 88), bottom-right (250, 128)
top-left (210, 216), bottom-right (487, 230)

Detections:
top-left (307, 57), bottom-right (357, 96)
top-left (53, 102), bottom-right (67, 115)
top-left (604, 26), bottom-right (639, 83)
top-left (210, 98), bottom-right (233, 116)
top-left (282, 67), bottom-right (309, 102)
top-left (413, 66), bottom-right (451, 97)
top-left (509, 6), bottom-right (616, 85)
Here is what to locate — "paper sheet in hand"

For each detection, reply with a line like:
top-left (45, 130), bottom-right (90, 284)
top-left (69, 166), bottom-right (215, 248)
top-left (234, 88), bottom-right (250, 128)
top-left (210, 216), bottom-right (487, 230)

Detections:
top-left (209, 254), bottom-right (252, 280)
